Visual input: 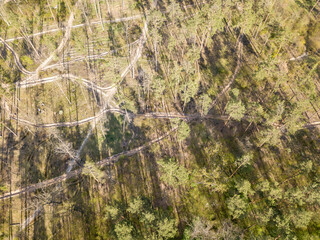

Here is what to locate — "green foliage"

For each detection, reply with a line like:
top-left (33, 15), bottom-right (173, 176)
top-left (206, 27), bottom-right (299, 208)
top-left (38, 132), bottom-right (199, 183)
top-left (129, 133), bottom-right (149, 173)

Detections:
top-left (158, 159), bottom-right (189, 187)
top-left (275, 215), bottom-right (292, 236)
top-left (141, 212), bottom-right (156, 224)
top-left (157, 218), bottom-right (177, 240)
top-left (104, 197), bottom-right (177, 239)
top-left (306, 191), bottom-right (320, 205)
top-left (199, 94), bottom-right (212, 115)
top-left (257, 127), bottom-right (282, 147)
top-left (226, 89), bottom-right (246, 121)
top-left (151, 75), bottom-right (166, 100)
top-left (177, 121), bottom-right (190, 141)
top-left (192, 168), bottom-right (227, 193)
top-left (116, 89), bottom-right (138, 113)
top-left (0, 184), bottom-right (7, 193)
top-left (236, 180), bottom-right (254, 198)
top-left (226, 100), bottom-right (246, 121)
top-left (291, 211), bottom-right (313, 229)
top-left (82, 160), bottom-right (105, 182)
top-left (20, 55), bottom-right (34, 67)
top-left (127, 197), bottom-right (143, 214)
top-left (227, 194), bottom-right (247, 219)
top-left (258, 208), bottom-right (274, 224)
top-left (258, 180), bottom-right (270, 193)
top-left (57, 1), bottom-right (67, 22)
top-left (105, 205), bottom-right (119, 220)
top-left (235, 153), bottom-right (253, 169)
top-left (268, 185), bottom-right (283, 205)
top-left (179, 78), bottom-right (199, 106)
top-left (115, 222), bottom-right (133, 240)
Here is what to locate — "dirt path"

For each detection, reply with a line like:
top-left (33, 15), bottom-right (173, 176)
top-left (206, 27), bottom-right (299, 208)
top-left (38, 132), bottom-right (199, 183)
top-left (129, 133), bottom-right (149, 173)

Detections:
top-left (120, 21), bottom-right (148, 79)
top-left (0, 13), bottom-right (142, 79)
top-left (11, 106), bottom-right (228, 128)
top-left (33, 3), bottom-right (78, 76)
top-left (0, 1), bottom-right (78, 78)
top-left (3, 15), bottom-right (141, 43)
top-left (16, 18), bottom-right (148, 89)
top-left (43, 39), bottom-right (140, 71)
top-left (0, 37), bottom-right (32, 75)
top-left (13, 207), bottom-right (42, 238)
top-left (18, 75), bottom-right (62, 88)
top-left (0, 127), bottom-right (177, 200)
top-left (10, 107), bottom-right (117, 128)
top-left (13, 19), bottom-right (149, 129)
top-left (18, 74), bottom-right (115, 92)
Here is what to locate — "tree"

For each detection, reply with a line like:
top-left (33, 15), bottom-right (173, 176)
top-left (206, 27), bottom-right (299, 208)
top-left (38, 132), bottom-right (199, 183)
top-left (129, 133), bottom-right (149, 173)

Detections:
top-left (127, 197), bottom-right (143, 214)
top-left (157, 218), bottom-right (177, 240)
top-left (199, 94), bottom-right (212, 115)
top-left (225, 89), bottom-right (246, 121)
top-left (158, 159), bottom-right (189, 187)
top-left (215, 220), bottom-right (243, 240)
top-left (177, 121), bottom-right (190, 141)
top-left (82, 160), bottom-right (105, 182)
top-left (236, 180), bottom-right (254, 198)
top-left (189, 217), bottom-right (215, 240)
top-left (225, 100), bottom-right (246, 121)
top-left (291, 211), bottom-right (313, 229)
top-left (275, 215), bottom-right (292, 236)
top-left (268, 184), bottom-right (283, 205)
top-left (105, 205), bottom-right (119, 220)
top-left (192, 168), bottom-right (227, 193)
top-left (189, 218), bottom-right (243, 240)
top-left (257, 208), bottom-right (274, 224)
top-left (227, 194), bottom-right (247, 219)
top-left (151, 75), bottom-right (166, 101)
top-left (20, 55), bottom-right (34, 68)
top-left (115, 222), bottom-right (134, 240)
top-left (257, 127), bottom-right (282, 147)
top-left (141, 212), bottom-right (156, 225)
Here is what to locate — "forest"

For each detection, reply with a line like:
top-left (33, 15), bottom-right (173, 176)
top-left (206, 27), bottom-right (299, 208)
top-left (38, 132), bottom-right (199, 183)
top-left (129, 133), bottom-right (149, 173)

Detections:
top-left (0, 0), bottom-right (320, 239)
